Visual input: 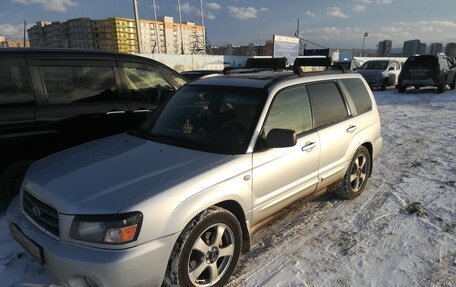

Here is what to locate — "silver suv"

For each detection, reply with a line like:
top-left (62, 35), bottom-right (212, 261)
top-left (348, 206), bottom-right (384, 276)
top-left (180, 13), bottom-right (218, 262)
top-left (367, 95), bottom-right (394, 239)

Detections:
top-left (7, 67), bottom-right (382, 287)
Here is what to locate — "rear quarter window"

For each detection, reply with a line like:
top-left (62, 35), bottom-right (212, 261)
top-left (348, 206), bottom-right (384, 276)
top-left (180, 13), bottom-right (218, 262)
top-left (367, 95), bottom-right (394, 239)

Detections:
top-left (341, 78), bottom-right (372, 115)
top-left (0, 59), bottom-right (34, 107)
top-left (307, 82), bottom-right (348, 128)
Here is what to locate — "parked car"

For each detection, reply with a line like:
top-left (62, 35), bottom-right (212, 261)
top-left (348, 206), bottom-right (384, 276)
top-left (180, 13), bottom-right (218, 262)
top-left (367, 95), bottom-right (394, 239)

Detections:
top-left (397, 54), bottom-right (456, 93)
top-left (356, 59), bottom-right (402, 90)
top-left (7, 65), bottom-right (382, 287)
top-left (333, 59), bottom-right (362, 71)
top-left (181, 70), bottom-right (222, 81)
top-left (0, 48), bottom-right (187, 205)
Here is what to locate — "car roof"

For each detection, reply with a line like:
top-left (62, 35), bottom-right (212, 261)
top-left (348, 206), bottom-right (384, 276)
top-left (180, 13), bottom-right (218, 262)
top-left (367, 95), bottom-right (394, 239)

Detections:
top-left (0, 48), bottom-right (157, 62)
top-left (188, 70), bottom-right (363, 89)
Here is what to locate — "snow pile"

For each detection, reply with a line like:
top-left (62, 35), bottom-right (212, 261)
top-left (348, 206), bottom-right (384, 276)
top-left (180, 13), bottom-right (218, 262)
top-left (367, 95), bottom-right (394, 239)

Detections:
top-left (0, 88), bottom-right (455, 287)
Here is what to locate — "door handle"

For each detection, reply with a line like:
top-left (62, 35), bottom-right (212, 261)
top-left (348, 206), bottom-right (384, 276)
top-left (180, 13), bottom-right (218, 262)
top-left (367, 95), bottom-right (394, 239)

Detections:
top-left (106, 110), bottom-right (126, 115)
top-left (302, 142), bottom-right (316, 152)
top-left (347, 125), bottom-right (357, 133)
top-left (133, 109), bottom-right (151, 113)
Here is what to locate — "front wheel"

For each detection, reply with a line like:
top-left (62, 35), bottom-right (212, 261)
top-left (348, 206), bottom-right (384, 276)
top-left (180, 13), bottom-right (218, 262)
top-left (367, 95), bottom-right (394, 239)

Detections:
top-left (335, 146), bottom-right (371, 199)
top-left (397, 85), bottom-right (406, 93)
top-left (437, 79), bottom-right (446, 93)
top-left (164, 206), bottom-right (242, 287)
top-left (450, 78), bottom-right (456, 90)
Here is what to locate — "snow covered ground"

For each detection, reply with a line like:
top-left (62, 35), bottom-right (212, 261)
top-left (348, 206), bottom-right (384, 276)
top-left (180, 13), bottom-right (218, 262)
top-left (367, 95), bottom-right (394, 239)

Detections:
top-left (1, 88), bottom-right (455, 287)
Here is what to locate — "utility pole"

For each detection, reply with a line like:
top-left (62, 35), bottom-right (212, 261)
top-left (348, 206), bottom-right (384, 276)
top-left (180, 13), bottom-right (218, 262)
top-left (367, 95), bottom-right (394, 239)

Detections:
top-left (295, 18), bottom-right (300, 38)
top-left (152, 0), bottom-right (161, 53)
top-left (133, 0), bottom-right (142, 54)
top-left (23, 20), bottom-right (26, 47)
top-left (200, 0), bottom-right (206, 53)
top-left (177, 0), bottom-right (185, 54)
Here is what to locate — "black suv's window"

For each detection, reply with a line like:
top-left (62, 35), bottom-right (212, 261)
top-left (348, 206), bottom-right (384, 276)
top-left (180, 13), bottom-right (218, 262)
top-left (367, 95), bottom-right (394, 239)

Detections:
top-left (264, 86), bottom-right (312, 136)
top-left (307, 82), bottom-right (348, 128)
top-left (360, 61), bottom-right (389, 70)
top-left (120, 62), bottom-right (175, 103)
top-left (341, 79), bottom-right (372, 114)
top-left (404, 56), bottom-right (436, 69)
top-left (0, 59), bottom-right (34, 107)
top-left (40, 66), bottom-right (119, 104)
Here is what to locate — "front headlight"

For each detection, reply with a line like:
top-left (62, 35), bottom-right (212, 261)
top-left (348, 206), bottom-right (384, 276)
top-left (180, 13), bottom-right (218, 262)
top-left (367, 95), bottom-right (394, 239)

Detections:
top-left (70, 212), bottom-right (143, 244)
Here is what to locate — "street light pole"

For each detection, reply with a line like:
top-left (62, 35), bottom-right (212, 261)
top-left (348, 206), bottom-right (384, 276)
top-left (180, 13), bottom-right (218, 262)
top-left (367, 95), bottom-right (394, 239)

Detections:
top-left (152, 0), bottom-right (161, 54)
top-left (177, 0), bottom-right (185, 55)
top-left (361, 32), bottom-right (368, 57)
top-left (200, 0), bottom-right (206, 54)
top-left (133, 0), bottom-right (141, 54)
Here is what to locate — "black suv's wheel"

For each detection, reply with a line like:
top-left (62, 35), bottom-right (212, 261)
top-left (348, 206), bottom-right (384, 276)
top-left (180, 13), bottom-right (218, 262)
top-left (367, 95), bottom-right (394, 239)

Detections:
top-left (381, 78), bottom-right (388, 91)
top-left (0, 161), bottom-right (32, 205)
top-left (450, 78), bottom-right (456, 90)
top-left (164, 206), bottom-right (242, 287)
top-left (397, 86), bottom-right (406, 93)
top-left (335, 146), bottom-right (371, 199)
top-left (437, 79), bottom-right (446, 93)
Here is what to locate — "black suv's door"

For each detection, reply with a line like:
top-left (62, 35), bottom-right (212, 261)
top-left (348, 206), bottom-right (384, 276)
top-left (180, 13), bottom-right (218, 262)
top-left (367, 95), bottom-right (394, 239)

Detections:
top-left (29, 58), bottom-right (130, 156)
top-left (117, 60), bottom-right (182, 127)
top-left (0, 57), bottom-right (37, 173)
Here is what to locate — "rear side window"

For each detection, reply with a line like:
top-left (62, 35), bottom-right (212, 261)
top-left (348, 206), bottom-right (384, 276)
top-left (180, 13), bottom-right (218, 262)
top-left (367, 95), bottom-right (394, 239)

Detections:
top-left (307, 82), bottom-right (348, 128)
top-left (341, 78), bottom-right (372, 114)
top-left (0, 59), bottom-right (34, 107)
top-left (40, 66), bottom-right (119, 104)
top-left (119, 62), bottom-right (175, 103)
top-left (263, 86), bottom-right (312, 136)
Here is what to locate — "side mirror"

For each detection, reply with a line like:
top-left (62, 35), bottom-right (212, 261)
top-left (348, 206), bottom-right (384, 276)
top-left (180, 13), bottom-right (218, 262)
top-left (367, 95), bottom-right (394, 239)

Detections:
top-left (265, 129), bottom-right (297, 148)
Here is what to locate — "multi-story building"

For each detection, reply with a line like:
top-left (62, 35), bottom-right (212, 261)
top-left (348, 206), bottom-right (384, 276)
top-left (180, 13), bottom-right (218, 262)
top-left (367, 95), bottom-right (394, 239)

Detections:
top-left (212, 41), bottom-right (273, 56)
top-left (430, 42), bottom-right (443, 54)
top-left (0, 36), bottom-right (5, 47)
top-left (403, 39), bottom-right (421, 57)
top-left (419, 43), bottom-right (426, 54)
top-left (28, 16), bottom-right (205, 54)
top-left (445, 43), bottom-right (456, 57)
top-left (377, 39), bottom-right (392, 57)
top-left (0, 38), bottom-right (30, 48)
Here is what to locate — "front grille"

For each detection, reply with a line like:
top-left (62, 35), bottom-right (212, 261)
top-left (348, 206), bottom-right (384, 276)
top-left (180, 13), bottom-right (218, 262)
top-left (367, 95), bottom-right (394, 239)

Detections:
top-left (23, 190), bottom-right (59, 237)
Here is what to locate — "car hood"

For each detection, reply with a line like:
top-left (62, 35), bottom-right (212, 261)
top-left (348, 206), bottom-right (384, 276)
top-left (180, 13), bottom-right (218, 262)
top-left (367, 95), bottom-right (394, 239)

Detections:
top-left (357, 69), bottom-right (385, 77)
top-left (23, 133), bottom-right (232, 214)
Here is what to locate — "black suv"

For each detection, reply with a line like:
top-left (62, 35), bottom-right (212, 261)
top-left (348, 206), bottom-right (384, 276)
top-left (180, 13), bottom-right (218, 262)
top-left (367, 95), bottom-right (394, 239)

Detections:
top-left (0, 49), bottom-right (186, 204)
top-left (397, 54), bottom-right (456, 93)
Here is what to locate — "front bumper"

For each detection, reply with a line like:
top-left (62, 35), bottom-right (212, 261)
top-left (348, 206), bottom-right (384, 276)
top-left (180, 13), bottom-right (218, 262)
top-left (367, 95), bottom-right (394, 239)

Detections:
top-left (365, 77), bottom-right (386, 87)
top-left (7, 196), bottom-right (179, 287)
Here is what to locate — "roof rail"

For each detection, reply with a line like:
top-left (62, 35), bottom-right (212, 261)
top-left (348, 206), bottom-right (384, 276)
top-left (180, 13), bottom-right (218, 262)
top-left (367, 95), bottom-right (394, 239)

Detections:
top-left (292, 56), bottom-right (344, 76)
top-left (245, 57), bottom-right (288, 69)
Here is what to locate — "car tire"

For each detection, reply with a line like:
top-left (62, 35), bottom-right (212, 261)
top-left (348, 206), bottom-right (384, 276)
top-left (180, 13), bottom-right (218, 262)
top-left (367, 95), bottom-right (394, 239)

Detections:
top-left (163, 206), bottom-right (242, 287)
top-left (335, 146), bottom-right (371, 200)
top-left (450, 78), bottom-right (456, 90)
top-left (437, 79), bottom-right (446, 93)
top-left (0, 161), bottom-right (33, 205)
top-left (381, 78), bottom-right (387, 91)
top-left (397, 86), bottom-right (406, 93)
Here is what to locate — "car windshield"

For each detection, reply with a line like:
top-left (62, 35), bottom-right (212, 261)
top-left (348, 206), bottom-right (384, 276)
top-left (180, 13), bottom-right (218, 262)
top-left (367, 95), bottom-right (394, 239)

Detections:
top-left (133, 85), bottom-right (266, 154)
top-left (360, 61), bottom-right (389, 70)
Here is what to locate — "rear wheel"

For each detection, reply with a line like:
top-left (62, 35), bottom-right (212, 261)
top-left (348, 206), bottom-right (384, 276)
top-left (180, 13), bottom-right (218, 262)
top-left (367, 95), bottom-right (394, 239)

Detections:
top-left (437, 79), bottom-right (446, 93)
top-left (164, 206), bottom-right (242, 287)
top-left (397, 86), bottom-right (406, 93)
top-left (0, 161), bottom-right (32, 205)
top-left (335, 146), bottom-right (371, 199)
top-left (450, 78), bottom-right (456, 89)
top-left (381, 78), bottom-right (387, 91)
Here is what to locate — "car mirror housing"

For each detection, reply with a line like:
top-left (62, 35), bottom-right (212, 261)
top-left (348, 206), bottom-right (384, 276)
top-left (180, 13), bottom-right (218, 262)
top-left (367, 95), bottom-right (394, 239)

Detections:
top-left (265, 129), bottom-right (297, 148)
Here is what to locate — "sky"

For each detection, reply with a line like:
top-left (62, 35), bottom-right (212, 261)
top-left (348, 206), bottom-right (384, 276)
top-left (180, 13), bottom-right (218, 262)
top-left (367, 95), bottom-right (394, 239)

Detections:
top-left (0, 0), bottom-right (455, 49)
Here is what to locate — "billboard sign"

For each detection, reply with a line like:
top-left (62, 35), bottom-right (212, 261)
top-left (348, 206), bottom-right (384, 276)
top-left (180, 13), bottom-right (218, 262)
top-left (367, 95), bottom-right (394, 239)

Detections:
top-left (273, 35), bottom-right (300, 65)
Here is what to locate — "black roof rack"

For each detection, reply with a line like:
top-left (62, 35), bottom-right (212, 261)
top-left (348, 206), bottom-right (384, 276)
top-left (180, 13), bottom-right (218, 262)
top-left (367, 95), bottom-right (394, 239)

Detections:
top-left (292, 56), bottom-right (347, 75)
top-left (245, 57), bottom-right (288, 69)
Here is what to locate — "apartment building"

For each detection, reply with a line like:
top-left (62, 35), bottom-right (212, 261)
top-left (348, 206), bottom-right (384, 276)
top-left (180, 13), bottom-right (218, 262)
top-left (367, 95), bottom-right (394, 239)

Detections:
top-left (28, 16), bottom-right (205, 54)
top-left (377, 39), bottom-right (392, 57)
top-left (429, 42), bottom-right (443, 54)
